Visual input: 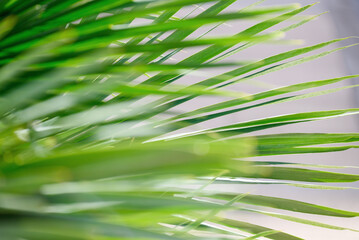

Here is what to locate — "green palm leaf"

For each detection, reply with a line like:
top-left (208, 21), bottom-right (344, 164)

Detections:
top-left (0, 1), bottom-right (358, 239)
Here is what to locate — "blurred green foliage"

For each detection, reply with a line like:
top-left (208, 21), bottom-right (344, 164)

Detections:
top-left (0, 0), bottom-right (358, 239)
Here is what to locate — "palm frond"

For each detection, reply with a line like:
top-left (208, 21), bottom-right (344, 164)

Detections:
top-left (0, 1), bottom-right (358, 239)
